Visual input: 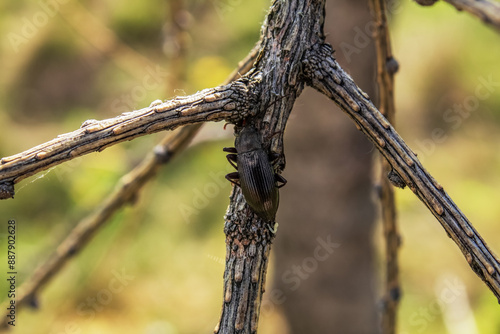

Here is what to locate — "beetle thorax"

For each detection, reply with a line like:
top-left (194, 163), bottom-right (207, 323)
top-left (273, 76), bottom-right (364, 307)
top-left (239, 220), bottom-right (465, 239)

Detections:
top-left (235, 127), bottom-right (263, 153)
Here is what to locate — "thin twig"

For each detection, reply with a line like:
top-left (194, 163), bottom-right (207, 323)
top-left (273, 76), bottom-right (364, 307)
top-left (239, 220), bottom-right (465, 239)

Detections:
top-left (369, 0), bottom-right (401, 333)
top-left (416, 0), bottom-right (500, 32)
top-left (304, 43), bottom-right (500, 301)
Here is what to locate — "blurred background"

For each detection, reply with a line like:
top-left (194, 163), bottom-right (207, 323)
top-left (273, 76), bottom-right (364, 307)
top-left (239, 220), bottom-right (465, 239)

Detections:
top-left (0, 0), bottom-right (500, 333)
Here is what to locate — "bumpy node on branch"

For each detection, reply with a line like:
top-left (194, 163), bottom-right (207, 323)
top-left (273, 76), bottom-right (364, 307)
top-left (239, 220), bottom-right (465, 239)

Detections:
top-left (414, 0), bottom-right (438, 6)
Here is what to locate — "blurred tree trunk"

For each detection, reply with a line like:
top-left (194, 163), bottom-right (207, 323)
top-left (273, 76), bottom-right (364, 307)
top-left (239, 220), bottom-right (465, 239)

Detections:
top-left (273, 1), bottom-right (379, 333)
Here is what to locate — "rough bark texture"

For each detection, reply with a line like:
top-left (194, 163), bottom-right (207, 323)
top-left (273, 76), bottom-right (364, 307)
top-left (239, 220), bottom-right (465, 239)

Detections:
top-left (216, 2), bottom-right (325, 332)
top-left (273, 1), bottom-right (379, 333)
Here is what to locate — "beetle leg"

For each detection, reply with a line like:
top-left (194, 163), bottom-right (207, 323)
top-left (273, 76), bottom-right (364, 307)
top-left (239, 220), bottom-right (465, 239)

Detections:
top-left (268, 152), bottom-right (279, 164)
top-left (223, 147), bottom-right (238, 153)
top-left (225, 172), bottom-right (240, 186)
top-left (275, 174), bottom-right (287, 188)
top-left (269, 152), bottom-right (285, 171)
top-left (225, 154), bottom-right (238, 170)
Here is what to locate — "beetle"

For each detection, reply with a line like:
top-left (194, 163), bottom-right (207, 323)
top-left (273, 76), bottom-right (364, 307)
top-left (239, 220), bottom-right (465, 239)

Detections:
top-left (223, 126), bottom-right (287, 221)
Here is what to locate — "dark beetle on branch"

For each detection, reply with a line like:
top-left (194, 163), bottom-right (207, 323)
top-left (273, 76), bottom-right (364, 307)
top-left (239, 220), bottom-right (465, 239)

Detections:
top-left (224, 126), bottom-right (287, 221)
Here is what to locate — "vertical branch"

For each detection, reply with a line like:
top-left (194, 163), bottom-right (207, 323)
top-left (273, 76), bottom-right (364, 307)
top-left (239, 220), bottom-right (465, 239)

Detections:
top-left (215, 1), bottom-right (326, 331)
top-left (369, 1), bottom-right (400, 333)
top-left (215, 193), bottom-right (275, 334)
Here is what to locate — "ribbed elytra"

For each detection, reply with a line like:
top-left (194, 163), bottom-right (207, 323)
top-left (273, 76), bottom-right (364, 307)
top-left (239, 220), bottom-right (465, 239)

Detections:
top-left (224, 126), bottom-right (286, 221)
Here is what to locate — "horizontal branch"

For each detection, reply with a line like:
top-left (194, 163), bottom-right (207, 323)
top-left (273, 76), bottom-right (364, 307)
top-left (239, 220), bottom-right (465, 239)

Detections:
top-left (416, 0), bottom-right (500, 32)
top-left (304, 43), bottom-right (500, 301)
top-left (0, 81), bottom-right (258, 199)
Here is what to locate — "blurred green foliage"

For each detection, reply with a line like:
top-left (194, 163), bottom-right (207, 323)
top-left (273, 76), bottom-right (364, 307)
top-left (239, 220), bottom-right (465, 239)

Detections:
top-left (0, 0), bottom-right (500, 333)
